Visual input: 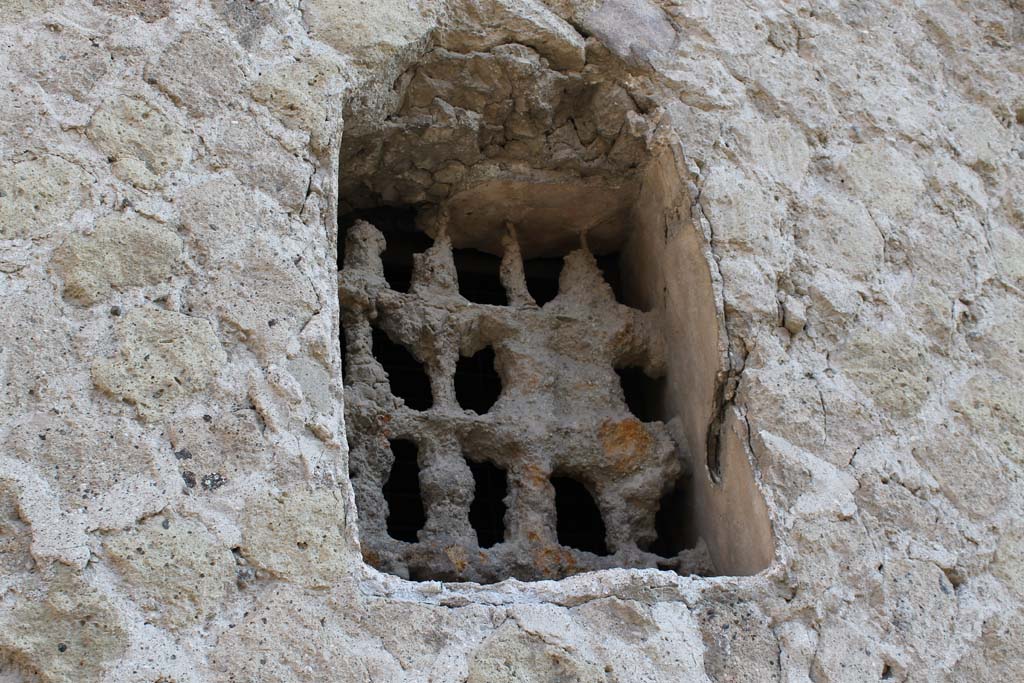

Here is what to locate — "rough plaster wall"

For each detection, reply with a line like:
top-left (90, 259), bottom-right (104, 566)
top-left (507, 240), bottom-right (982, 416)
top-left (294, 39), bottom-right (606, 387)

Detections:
top-left (0, 1), bottom-right (1021, 682)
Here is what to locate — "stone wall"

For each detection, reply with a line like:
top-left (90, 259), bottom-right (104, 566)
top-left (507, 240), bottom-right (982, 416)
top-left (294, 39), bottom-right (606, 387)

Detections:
top-left (0, 0), bottom-right (1021, 681)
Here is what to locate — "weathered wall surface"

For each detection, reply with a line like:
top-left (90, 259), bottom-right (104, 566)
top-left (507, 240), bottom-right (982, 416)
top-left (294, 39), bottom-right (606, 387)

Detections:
top-left (0, 0), bottom-right (1021, 681)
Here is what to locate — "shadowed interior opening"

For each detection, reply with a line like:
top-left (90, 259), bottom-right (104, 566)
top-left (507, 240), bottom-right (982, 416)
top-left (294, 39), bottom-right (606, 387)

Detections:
top-left (455, 346), bottom-right (501, 415)
top-left (651, 476), bottom-right (697, 557)
top-left (552, 475), bottom-right (609, 556)
top-left (346, 432), bottom-right (358, 481)
top-left (453, 248), bottom-right (507, 305)
top-left (340, 206), bottom-right (415, 268)
top-left (376, 205), bottom-right (432, 294)
top-left (616, 366), bottom-right (666, 423)
top-left (522, 256), bottom-right (563, 306)
top-left (383, 439), bottom-right (426, 543)
top-left (340, 206), bottom-right (432, 293)
top-left (340, 324), bottom-right (348, 382)
top-left (372, 326), bottom-right (433, 410)
top-left (596, 253), bottom-right (625, 305)
top-left (467, 458), bottom-right (508, 548)
top-left (382, 230), bottom-right (433, 294)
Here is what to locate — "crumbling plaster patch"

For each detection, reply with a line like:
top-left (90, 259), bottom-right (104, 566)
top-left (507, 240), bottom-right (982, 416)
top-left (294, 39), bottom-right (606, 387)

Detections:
top-left (0, 0), bottom-right (1020, 680)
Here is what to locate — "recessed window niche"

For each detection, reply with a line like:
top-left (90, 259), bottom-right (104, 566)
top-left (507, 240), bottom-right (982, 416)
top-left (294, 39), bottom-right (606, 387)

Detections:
top-left (337, 40), bottom-right (774, 584)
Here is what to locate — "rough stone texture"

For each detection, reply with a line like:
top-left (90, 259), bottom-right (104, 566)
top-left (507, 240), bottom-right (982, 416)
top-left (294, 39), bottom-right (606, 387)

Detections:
top-left (240, 487), bottom-right (355, 587)
top-left (0, 0), bottom-right (1020, 681)
top-left (0, 155), bottom-right (93, 240)
top-left (340, 220), bottom-right (697, 582)
top-left (145, 29), bottom-right (249, 119)
top-left (4, 412), bottom-right (175, 537)
top-left (53, 212), bottom-right (182, 304)
top-left (339, 25), bottom-right (653, 249)
top-left (0, 566), bottom-right (128, 683)
top-left (103, 514), bottom-right (236, 631)
top-left (92, 307), bottom-right (227, 420)
top-left (86, 95), bottom-right (192, 189)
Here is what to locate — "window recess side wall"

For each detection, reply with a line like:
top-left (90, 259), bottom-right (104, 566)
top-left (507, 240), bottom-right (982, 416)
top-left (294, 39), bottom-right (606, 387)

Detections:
top-left (625, 144), bottom-right (775, 575)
